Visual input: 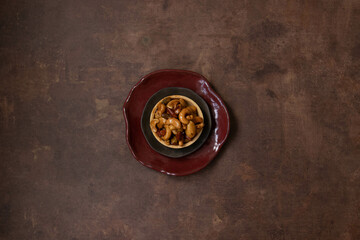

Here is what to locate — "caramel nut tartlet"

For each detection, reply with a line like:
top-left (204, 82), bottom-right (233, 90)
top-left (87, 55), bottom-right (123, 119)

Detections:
top-left (149, 95), bottom-right (204, 148)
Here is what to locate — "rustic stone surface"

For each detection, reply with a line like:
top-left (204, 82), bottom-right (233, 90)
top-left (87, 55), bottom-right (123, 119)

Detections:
top-left (1, 0), bottom-right (360, 239)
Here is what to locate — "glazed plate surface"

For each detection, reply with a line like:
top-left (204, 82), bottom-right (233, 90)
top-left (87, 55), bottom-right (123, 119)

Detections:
top-left (123, 69), bottom-right (230, 176)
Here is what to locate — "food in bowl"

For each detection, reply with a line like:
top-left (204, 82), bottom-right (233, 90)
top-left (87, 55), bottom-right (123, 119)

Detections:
top-left (149, 95), bottom-right (205, 148)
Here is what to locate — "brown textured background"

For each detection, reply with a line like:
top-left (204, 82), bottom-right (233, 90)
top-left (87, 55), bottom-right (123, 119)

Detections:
top-left (1, 0), bottom-right (360, 239)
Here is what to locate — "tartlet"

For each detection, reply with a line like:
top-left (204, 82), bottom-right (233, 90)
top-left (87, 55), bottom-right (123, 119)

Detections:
top-left (149, 95), bottom-right (204, 149)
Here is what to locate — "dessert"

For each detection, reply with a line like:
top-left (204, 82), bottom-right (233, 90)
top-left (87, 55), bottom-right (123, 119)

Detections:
top-left (149, 95), bottom-right (205, 148)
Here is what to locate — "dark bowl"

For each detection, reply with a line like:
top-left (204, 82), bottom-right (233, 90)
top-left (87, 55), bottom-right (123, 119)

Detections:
top-left (141, 87), bottom-right (212, 158)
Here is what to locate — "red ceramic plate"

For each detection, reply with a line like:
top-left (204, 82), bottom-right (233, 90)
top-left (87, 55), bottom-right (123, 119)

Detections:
top-left (123, 69), bottom-right (230, 176)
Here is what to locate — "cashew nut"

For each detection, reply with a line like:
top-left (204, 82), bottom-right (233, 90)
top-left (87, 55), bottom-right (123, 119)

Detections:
top-left (167, 99), bottom-right (180, 109)
top-left (162, 125), bottom-right (172, 140)
top-left (150, 119), bottom-right (159, 132)
top-left (157, 117), bottom-right (166, 129)
top-left (165, 118), bottom-right (182, 129)
top-left (185, 121), bottom-right (196, 138)
top-left (179, 106), bottom-right (196, 124)
top-left (155, 103), bottom-right (166, 118)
